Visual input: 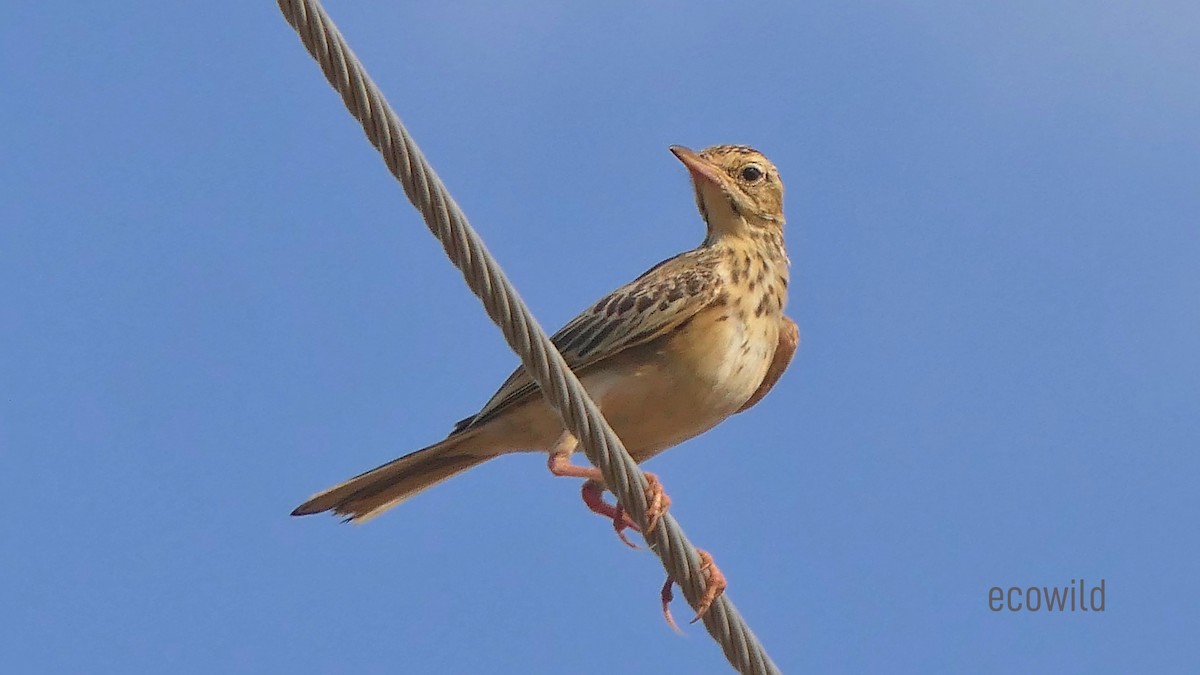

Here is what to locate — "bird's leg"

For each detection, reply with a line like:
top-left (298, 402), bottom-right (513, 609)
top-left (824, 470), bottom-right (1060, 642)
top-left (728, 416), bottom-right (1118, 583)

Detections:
top-left (547, 435), bottom-right (638, 546)
top-left (546, 431), bottom-right (671, 545)
top-left (660, 548), bottom-right (727, 631)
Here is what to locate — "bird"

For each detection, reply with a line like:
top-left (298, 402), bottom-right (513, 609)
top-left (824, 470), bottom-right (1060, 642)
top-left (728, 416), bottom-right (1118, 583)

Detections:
top-left (292, 144), bottom-right (799, 624)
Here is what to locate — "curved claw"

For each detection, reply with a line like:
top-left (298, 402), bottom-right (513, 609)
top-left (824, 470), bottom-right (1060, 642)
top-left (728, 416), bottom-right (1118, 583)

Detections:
top-left (608, 504), bottom-right (639, 549)
top-left (661, 577), bottom-right (683, 634)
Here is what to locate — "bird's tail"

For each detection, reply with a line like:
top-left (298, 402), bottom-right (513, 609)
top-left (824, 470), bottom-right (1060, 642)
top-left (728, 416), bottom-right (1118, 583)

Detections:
top-left (291, 431), bottom-right (497, 523)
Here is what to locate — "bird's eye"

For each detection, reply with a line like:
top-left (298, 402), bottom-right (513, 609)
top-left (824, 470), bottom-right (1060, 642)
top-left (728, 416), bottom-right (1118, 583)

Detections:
top-left (740, 165), bottom-right (764, 182)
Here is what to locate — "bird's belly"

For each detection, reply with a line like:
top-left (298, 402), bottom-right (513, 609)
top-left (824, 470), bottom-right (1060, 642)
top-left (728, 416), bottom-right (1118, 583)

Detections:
top-left (586, 309), bottom-right (777, 461)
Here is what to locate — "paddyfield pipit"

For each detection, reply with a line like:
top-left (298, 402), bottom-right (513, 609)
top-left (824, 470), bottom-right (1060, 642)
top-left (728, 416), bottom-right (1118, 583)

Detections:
top-left (293, 144), bottom-right (798, 622)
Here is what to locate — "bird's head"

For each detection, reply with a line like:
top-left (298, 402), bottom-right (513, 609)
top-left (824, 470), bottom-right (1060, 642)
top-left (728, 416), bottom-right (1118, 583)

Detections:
top-left (671, 144), bottom-right (785, 241)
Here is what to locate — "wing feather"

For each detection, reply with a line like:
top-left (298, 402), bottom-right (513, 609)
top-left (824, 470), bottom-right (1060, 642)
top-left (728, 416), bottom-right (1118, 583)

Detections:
top-left (451, 249), bottom-right (722, 433)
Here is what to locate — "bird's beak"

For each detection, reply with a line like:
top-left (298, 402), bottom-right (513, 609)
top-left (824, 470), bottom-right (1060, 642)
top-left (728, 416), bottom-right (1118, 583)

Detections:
top-left (670, 145), bottom-right (727, 190)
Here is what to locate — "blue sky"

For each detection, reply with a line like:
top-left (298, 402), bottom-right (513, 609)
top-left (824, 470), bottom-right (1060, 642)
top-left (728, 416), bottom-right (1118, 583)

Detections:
top-left (3, 2), bottom-right (1198, 673)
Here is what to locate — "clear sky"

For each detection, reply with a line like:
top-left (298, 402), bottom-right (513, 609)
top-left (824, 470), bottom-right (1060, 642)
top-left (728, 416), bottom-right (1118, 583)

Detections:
top-left (3, 2), bottom-right (1198, 673)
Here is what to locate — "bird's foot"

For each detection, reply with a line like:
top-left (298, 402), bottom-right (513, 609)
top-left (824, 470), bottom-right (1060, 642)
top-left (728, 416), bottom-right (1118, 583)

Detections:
top-left (551, 444), bottom-right (672, 547)
top-left (581, 479), bottom-right (640, 548)
top-left (661, 549), bottom-right (727, 631)
top-left (580, 471), bottom-right (671, 547)
top-left (551, 452), bottom-right (640, 547)
top-left (639, 471), bottom-right (670, 535)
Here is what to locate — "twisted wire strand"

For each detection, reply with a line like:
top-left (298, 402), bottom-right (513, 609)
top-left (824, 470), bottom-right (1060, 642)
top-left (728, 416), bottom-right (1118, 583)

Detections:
top-left (277, 2), bottom-right (781, 673)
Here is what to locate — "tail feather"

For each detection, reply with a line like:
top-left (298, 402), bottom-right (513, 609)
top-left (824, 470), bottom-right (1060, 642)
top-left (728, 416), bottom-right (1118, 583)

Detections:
top-left (292, 435), bottom-right (496, 523)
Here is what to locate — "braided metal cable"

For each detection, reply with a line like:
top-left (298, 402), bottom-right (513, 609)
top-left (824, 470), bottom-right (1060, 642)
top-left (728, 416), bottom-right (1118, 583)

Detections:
top-left (277, 2), bottom-right (782, 673)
